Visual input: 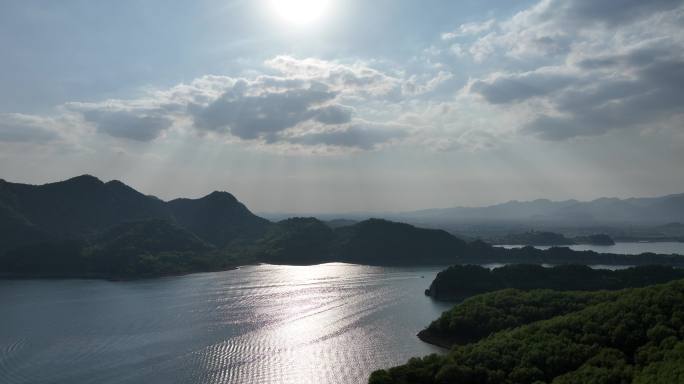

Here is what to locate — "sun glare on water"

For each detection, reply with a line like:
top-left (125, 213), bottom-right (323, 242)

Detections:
top-left (269, 0), bottom-right (332, 26)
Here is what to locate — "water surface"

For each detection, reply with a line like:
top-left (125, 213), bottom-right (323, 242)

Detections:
top-left (0, 264), bottom-right (452, 384)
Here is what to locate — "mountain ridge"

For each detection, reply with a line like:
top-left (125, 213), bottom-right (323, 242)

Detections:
top-left (2, 175), bottom-right (684, 279)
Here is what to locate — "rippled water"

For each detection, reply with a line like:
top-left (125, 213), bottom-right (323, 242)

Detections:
top-left (497, 241), bottom-right (684, 255)
top-left (0, 264), bottom-right (452, 384)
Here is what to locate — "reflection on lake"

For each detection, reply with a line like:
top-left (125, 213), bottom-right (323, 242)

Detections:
top-left (496, 241), bottom-right (684, 255)
top-left (0, 264), bottom-right (452, 384)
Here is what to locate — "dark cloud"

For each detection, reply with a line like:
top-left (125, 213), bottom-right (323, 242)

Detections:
top-left (82, 110), bottom-right (173, 141)
top-left (0, 114), bottom-right (60, 143)
top-left (313, 105), bottom-right (353, 125)
top-left (287, 123), bottom-right (407, 150)
top-left (470, 71), bottom-right (576, 104)
top-left (190, 83), bottom-right (350, 140)
top-left (464, 0), bottom-right (684, 141)
top-left (524, 55), bottom-right (684, 140)
top-left (557, 0), bottom-right (683, 26)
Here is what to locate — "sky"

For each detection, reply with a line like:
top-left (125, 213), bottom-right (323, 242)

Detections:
top-left (1, 0), bottom-right (683, 213)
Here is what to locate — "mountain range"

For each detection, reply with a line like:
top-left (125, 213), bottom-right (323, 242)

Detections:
top-left (1, 175), bottom-right (684, 278)
top-left (0, 175), bottom-right (268, 251)
top-left (265, 193), bottom-right (684, 227)
top-left (394, 194), bottom-right (684, 225)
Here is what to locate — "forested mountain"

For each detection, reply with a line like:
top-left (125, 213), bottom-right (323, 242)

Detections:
top-left (0, 175), bottom-right (268, 251)
top-left (370, 279), bottom-right (684, 384)
top-left (0, 175), bottom-right (172, 240)
top-left (168, 191), bottom-right (270, 247)
top-left (2, 176), bottom-right (684, 279)
top-left (331, 219), bottom-right (469, 265)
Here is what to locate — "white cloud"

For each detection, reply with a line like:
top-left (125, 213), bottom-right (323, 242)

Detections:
top-left (457, 0), bottom-right (684, 140)
top-left (441, 19), bottom-right (496, 40)
top-left (13, 56), bottom-right (453, 152)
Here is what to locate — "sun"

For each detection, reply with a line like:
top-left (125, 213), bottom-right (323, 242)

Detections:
top-left (269, 0), bottom-right (332, 26)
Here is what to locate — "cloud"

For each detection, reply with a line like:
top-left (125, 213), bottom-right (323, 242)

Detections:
top-left (441, 19), bottom-right (495, 40)
top-left (264, 56), bottom-right (401, 97)
top-left (286, 123), bottom-right (408, 150)
top-left (524, 58), bottom-right (684, 139)
top-left (0, 113), bottom-right (61, 143)
top-left (1, 55), bottom-right (481, 152)
top-left (469, 68), bottom-right (577, 104)
top-left (546, 0), bottom-right (682, 26)
top-left (81, 109), bottom-right (173, 141)
top-left (53, 56), bottom-right (427, 151)
top-left (457, 0), bottom-right (684, 140)
top-left (402, 71), bottom-right (454, 96)
top-left (458, 0), bottom-right (683, 61)
top-left (313, 105), bottom-right (354, 125)
top-left (188, 81), bottom-right (353, 141)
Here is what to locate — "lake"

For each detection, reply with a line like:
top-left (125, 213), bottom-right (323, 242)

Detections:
top-left (0, 264), bottom-right (453, 384)
top-left (496, 241), bottom-right (684, 255)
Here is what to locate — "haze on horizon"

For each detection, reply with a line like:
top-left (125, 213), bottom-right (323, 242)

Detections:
top-left (1, 0), bottom-right (683, 213)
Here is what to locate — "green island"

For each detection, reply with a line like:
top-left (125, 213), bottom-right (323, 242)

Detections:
top-left (424, 264), bottom-right (684, 301)
top-left (494, 231), bottom-right (615, 246)
top-left (370, 279), bottom-right (684, 384)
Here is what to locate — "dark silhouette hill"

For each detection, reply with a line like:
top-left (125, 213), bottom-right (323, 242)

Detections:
top-left (0, 219), bottom-right (217, 278)
top-left (331, 219), bottom-right (469, 265)
top-left (251, 217), bottom-right (335, 264)
top-left (0, 176), bottom-right (269, 249)
top-left (168, 191), bottom-right (270, 247)
top-left (2, 175), bottom-right (684, 279)
top-left (424, 264), bottom-right (684, 301)
top-left (0, 175), bottom-right (171, 239)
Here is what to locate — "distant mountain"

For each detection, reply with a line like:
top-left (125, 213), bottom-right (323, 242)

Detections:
top-left (324, 218), bottom-right (358, 229)
top-left (497, 231), bottom-right (575, 246)
top-left (396, 193), bottom-right (684, 225)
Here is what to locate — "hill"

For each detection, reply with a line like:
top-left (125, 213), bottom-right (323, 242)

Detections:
top-left (168, 191), bottom-right (270, 247)
top-left (0, 175), bottom-right (269, 249)
top-left (248, 217), bottom-right (335, 264)
top-left (370, 279), bottom-right (684, 384)
top-left (0, 219), bottom-right (221, 278)
top-left (332, 219), bottom-right (469, 265)
top-left (0, 175), bottom-right (172, 239)
top-left (424, 264), bottom-right (684, 301)
top-left (2, 176), bottom-right (684, 279)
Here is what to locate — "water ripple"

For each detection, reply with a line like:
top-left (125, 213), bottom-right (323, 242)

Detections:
top-left (0, 264), bottom-right (451, 384)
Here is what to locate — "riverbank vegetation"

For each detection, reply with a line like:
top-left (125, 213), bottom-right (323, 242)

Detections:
top-left (425, 264), bottom-right (684, 301)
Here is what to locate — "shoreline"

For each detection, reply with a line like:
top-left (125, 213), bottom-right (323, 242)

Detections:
top-left (3, 257), bottom-right (684, 281)
top-left (416, 329), bottom-right (455, 349)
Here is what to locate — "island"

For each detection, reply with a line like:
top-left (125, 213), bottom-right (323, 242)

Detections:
top-left (494, 230), bottom-right (616, 246)
top-left (573, 233), bottom-right (616, 245)
top-left (423, 264), bottom-right (684, 301)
